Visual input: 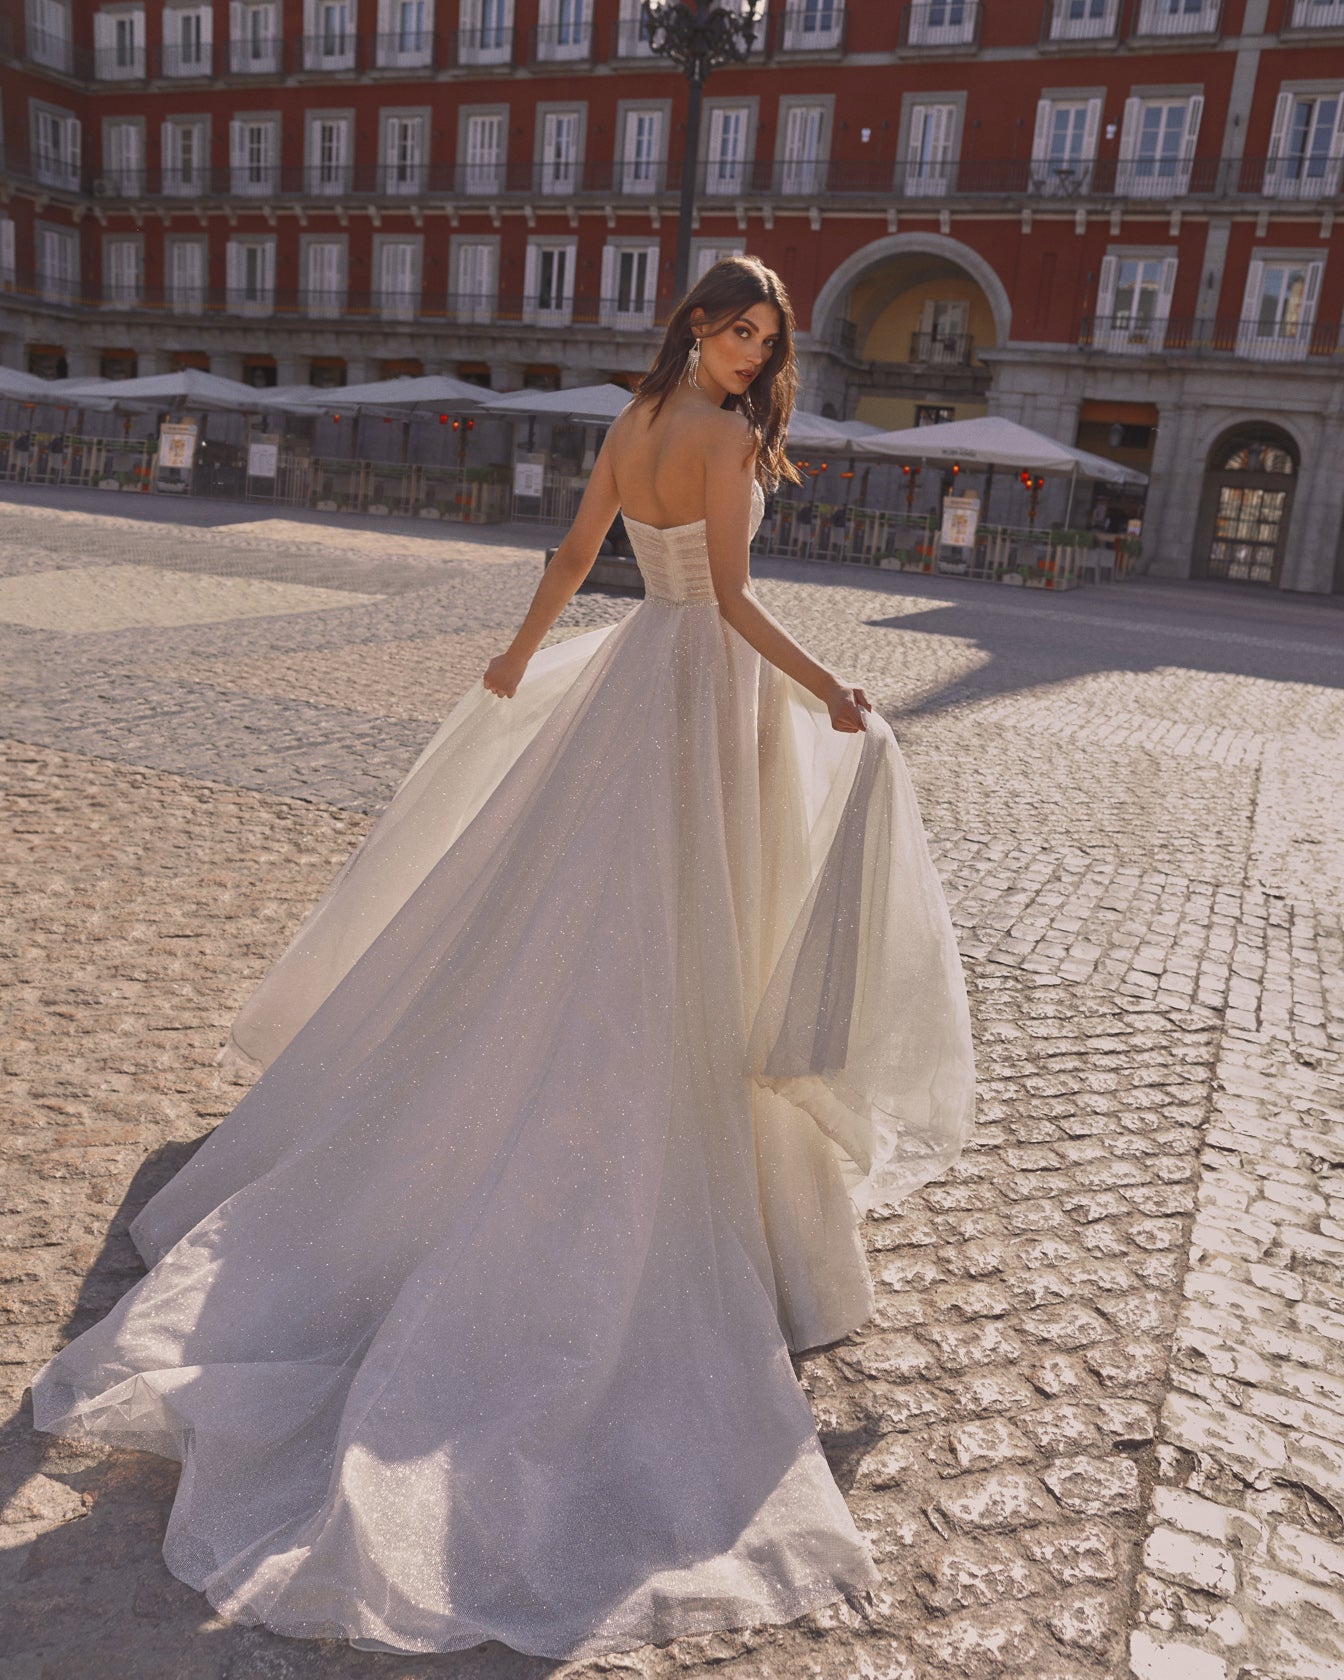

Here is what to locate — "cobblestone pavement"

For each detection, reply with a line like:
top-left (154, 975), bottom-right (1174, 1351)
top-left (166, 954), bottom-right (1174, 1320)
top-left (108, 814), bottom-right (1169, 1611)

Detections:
top-left (1, 491), bottom-right (1342, 1680)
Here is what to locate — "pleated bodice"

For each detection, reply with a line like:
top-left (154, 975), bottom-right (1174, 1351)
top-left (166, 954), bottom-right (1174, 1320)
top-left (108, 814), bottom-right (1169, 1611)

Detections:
top-left (624, 481), bottom-right (765, 605)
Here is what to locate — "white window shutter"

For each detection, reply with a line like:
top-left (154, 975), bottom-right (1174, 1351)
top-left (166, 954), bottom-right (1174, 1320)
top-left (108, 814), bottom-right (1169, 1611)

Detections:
top-left (1082, 97), bottom-right (1102, 161)
top-left (1118, 96), bottom-right (1141, 162)
top-left (1179, 94), bottom-right (1203, 184)
top-left (230, 118), bottom-right (246, 170)
top-left (66, 116), bottom-right (81, 176)
top-left (1326, 96), bottom-right (1344, 194)
top-left (0, 219), bottom-right (14, 285)
top-left (93, 11), bottom-right (113, 55)
top-left (600, 241), bottom-right (615, 314)
top-left (1236, 257), bottom-right (1263, 329)
top-left (523, 240), bottom-right (539, 310)
top-left (643, 242), bottom-right (659, 308)
top-left (226, 238), bottom-right (242, 298)
top-left (1264, 91), bottom-right (1293, 188)
top-left (1096, 254), bottom-right (1118, 320)
top-left (1155, 256), bottom-right (1177, 329)
top-left (229, 0), bottom-right (243, 62)
top-left (199, 6), bottom-right (213, 51)
top-left (1031, 98), bottom-right (1052, 164)
top-left (561, 245), bottom-right (574, 308)
top-left (1301, 260), bottom-right (1322, 322)
top-left (262, 239), bottom-right (275, 296)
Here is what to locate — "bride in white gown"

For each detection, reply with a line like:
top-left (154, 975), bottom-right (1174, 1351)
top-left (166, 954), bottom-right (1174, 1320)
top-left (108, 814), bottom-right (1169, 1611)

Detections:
top-left (29, 256), bottom-right (976, 1659)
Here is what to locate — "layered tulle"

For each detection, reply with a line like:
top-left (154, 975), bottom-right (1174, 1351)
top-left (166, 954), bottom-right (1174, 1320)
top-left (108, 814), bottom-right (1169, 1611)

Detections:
top-left (30, 491), bottom-right (975, 1657)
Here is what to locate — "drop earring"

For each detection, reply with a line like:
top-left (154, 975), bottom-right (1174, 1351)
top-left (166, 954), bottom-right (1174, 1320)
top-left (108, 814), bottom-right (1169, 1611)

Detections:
top-left (684, 336), bottom-right (702, 389)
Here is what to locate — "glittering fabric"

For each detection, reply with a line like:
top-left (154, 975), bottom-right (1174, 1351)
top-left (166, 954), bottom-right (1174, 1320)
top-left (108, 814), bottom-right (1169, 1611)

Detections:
top-left (30, 478), bottom-right (976, 1658)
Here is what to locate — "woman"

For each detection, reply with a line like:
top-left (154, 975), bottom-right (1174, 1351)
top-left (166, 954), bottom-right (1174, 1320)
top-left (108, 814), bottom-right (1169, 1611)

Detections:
top-left (29, 258), bottom-right (976, 1658)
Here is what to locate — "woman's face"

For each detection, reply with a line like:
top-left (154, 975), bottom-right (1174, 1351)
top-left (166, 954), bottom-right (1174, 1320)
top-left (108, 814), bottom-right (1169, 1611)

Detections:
top-left (694, 301), bottom-right (783, 399)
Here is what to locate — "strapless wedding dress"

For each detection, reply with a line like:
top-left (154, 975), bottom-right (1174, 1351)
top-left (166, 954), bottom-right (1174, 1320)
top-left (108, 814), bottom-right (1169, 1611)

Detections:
top-left (30, 479), bottom-right (976, 1659)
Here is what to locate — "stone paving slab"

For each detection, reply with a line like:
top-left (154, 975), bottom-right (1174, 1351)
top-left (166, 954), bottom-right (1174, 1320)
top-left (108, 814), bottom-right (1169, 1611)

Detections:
top-left (1, 496), bottom-right (1341, 1680)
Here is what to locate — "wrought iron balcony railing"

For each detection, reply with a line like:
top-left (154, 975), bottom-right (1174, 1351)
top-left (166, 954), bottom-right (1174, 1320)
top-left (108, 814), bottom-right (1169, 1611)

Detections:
top-left (900, 2), bottom-right (982, 50)
top-left (528, 20), bottom-right (595, 64)
top-left (9, 149), bottom-right (1341, 209)
top-left (1080, 312), bottom-right (1344, 360)
top-left (779, 2), bottom-right (847, 52)
top-left (909, 329), bottom-right (976, 364)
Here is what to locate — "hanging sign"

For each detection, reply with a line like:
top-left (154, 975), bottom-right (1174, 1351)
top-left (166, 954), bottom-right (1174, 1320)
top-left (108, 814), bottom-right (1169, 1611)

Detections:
top-left (940, 494), bottom-right (980, 549)
top-left (248, 440), bottom-right (279, 478)
top-left (158, 421), bottom-right (198, 470)
top-left (513, 461), bottom-right (544, 499)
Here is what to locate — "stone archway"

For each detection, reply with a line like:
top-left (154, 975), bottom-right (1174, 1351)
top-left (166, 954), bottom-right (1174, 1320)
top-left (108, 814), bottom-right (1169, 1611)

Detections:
top-left (1193, 422), bottom-right (1300, 588)
top-left (808, 233), bottom-right (1014, 348)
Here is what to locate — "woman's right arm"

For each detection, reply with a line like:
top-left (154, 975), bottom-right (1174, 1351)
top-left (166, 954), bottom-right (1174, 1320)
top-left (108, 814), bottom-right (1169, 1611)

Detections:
top-left (703, 414), bottom-right (872, 734)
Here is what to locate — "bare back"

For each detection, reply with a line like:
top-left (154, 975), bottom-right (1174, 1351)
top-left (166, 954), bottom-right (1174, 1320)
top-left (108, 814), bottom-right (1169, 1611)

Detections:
top-left (606, 393), bottom-right (750, 531)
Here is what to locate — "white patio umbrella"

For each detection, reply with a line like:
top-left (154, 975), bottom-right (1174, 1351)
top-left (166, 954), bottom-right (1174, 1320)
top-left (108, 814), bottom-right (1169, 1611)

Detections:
top-left (483, 383), bottom-right (635, 425)
top-left (287, 374), bottom-right (491, 416)
top-left (0, 369), bottom-right (120, 412)
top-left (785, 409), bottom-right (856, 450)
top-left (48, 369), bottom-right (278, 413)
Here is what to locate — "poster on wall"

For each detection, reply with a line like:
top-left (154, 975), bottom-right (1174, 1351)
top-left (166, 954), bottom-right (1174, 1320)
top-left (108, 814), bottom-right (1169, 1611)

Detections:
top-left (158, 422), bottom-right (198, 471)
top-left (248, 440), bottom-right (280, 479)
top-left (940, 493), bottom-right (980, 550)
top-left (513, 461), bottom-right (544, 499)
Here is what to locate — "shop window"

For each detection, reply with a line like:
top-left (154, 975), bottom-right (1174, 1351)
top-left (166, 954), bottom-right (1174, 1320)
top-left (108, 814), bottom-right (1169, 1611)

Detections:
top-left (243, 356), bottom-right (278, 388)
top-left (523, 365), bottom-right (560, 390)
top-left (457, 363), bottom-right (492, 387)
top-left (172, 349), bottom-right (210, 370)
top-left (310, 358), bottom-right (347, 387)
top-left (380, 358), bottom-right (423, 379)
top-left (99, 350), bottom-right (138, 380)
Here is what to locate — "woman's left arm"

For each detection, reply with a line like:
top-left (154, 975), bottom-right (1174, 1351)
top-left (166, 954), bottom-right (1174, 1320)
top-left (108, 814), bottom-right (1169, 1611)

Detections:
top-left (483, 443), bottom-right (622, 697)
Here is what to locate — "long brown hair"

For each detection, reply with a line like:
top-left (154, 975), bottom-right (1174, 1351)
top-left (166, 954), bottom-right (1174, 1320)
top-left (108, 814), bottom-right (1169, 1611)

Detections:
top-left (635, 256), bottom-right (802, 490)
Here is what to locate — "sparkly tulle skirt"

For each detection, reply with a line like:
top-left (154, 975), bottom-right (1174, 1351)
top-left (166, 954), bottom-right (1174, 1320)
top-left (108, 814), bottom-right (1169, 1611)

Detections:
top-left (29, 524), bottom-right (975, 1657)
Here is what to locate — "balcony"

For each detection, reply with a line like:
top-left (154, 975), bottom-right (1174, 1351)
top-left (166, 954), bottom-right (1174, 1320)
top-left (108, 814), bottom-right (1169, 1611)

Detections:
top-left (369, 29), bottom-right (437, 69)
top-left (900, 2), bottom-right (981, 50)
top-left (1129, 0), bottom-right (1221, 39)
top-left (909, 329), bottom-right (975, 365)
top-left (92, 43), bottom-right (147, 81)
top-left (529, 20), bottom-right (593, 64)
top-left (451, 23), bottom-right (515, 65)
top-left (8, 150), bottom-right (1340, 211)
top-left (156, 40), bottom-right (215, 77)
top-left (1080, 313), bottom-right (1344, 362)
top-left (778, 2), bottom-right (846, 53)
top-left (1280, 0), bottom-right (1344, 33)
top-left (1039, 0), bottom-right (1121, 46)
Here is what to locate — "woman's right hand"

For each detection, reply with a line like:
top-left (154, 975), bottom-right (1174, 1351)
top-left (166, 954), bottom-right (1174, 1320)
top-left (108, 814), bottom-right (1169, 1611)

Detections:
top-left (483, 652), bottom-right (528, 698)
top-left (825, 680), bottom-right (872, 733)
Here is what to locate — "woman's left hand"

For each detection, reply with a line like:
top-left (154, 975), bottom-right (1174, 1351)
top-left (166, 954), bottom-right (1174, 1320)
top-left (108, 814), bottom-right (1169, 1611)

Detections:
top-left (483, 652), bottom-right (528, 698)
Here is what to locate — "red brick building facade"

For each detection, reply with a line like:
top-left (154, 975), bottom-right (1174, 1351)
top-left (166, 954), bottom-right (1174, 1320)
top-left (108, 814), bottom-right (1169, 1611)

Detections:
top-left (2, 0), bottom-right (1343, 590)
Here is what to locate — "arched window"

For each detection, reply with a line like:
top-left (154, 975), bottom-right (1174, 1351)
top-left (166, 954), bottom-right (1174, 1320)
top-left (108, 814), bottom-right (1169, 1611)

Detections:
top-left (1219, 440), bottom-right (1294, 475)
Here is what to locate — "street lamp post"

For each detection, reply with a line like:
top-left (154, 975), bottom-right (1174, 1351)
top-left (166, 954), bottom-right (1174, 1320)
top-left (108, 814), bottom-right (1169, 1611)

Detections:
top-left (640, 0), bottom-right (765, 300)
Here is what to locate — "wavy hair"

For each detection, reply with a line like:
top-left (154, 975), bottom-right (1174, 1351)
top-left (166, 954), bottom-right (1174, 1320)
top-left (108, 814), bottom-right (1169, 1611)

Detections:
top-left (634, 255), bottom-right (802, 490)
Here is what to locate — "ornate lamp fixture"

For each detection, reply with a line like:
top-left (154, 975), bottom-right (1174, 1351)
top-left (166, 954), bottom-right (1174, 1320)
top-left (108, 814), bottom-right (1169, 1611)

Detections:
top-left (640, 0), bottom-right (766, 297)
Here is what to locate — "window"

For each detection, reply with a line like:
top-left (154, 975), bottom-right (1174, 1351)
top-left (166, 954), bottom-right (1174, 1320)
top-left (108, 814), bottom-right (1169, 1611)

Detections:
top-left (615, 0), bottom-right (653, 56)
top-left (907, 1), bottom-right (975, 46)
top-left (164, 6), bottom-right (212, 74)
top-left (540, 111), bottom-right (580, 195)
top-left (230, 1), bottom-right (280, 72)
top-left (459, 0), bottom-right (512, 64)
top-left (692, 241), bottom-right (745, 282)
top-left (377, 239), bottom-right (420, 320)
top-left (537, 0), bottom-right (590, 61)
top-left (376, 0), bottom-right (431, 66)
top-left (1264, 91), bottom-right (1344, 199)
top-left (1237, 258), bottom-right (1323, 360)
top-left (27, 0), bottom-right (73, 72)
top-left (103, 236), bottom-right (142, 305)
top-left (226, 237), bottom-right (276, 313)
top-left (103, 121), bottom-right (144, 196)
top-left (162, 120), bottom-right (208, 195)
top-left (524, 240), bottom-right (575, 323)
top-left (305, 0), bottom-right (355, 68)
top-left (0, 220), bottom-right (15, 291)
top-left (783, 0), bottom-right (843, 51)
top-left (303, 239), bottom-right (345, 317)
top-left (381, 114), bottom-right (425, 194)
top-left (1030, 97), bottom-right (1101, 194)
top-left (704, 105), bottom-right (750, 196)
top-left (38, 226), bottom-right (79, 303)
top-left (454, 240), bottom-right (496, 322)
top-left (1134, 0), bottom-right (1219, 34)
top-left (32, 106), bottom-right (81, 191)
top-left (600, 243), bottom-right (659, 329)
top-left (94, 8), bottom-right (146, 78)
top-left (1094, 253), bottom-right (1177, 351)
top-left (621, 109), bottom-right (664, 194)
top-left (1290, 0), bottom-right (1344, 21)
top-left (903, 103), bottom-right (956, 197)
top-left (779, 103), bottom-right (825, 195)
top-left (462, 112), bottom-right (504, 194)
top-left (914, 298), bottom-right (970, 362)
top-left (1116, 94), bottom-right (1203, 196)
top-left (230, 117), bottom-right (279, 195)
top-left (308, 115), bottom-right (352, 194)
top-left (167, 238), bottom-right (206, 312)
top-left (1046, 0), bottom-right (1117, 38)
